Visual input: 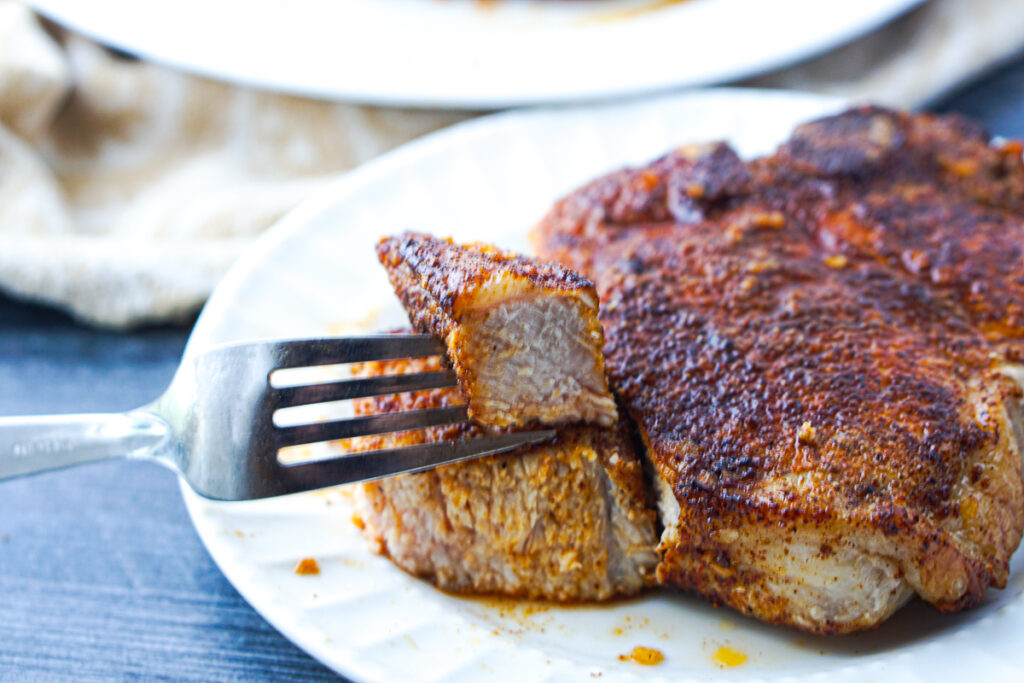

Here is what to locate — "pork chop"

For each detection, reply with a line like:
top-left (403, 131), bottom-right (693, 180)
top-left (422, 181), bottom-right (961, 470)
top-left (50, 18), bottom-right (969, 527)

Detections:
top-left (532, 106), bottom-right (1024, 633)
top-left (348, 353), bottom-right (658, 601)
top-left (376, 232), bottom-right (617, 428)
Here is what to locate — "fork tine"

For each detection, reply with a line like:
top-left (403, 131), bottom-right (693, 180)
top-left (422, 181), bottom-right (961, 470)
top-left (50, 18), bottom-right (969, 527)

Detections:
top-left (278, 430), bottom-right (557, 490)
top-left (273, 370), bottom-right (458, 408)
top-left (275, 405), bottom-right (469, 447)
top-left (270, 334), bottom-right (444, 369)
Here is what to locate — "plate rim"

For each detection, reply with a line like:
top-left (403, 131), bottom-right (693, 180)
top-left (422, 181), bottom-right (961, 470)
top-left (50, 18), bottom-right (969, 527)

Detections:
top-left (180, 87), bottom-right (856, 681)
top-left (28, 0), bottom-right (924, 108)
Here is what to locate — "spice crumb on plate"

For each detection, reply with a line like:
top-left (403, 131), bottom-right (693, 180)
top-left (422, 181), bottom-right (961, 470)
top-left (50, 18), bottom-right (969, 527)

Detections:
top-left (294, 558), bottom-right (320, 575)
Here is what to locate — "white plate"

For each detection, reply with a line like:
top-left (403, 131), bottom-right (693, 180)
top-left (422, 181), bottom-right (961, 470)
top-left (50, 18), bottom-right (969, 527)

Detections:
top-left (31, 0), bottom-right (923, 108)
top-left (180, 89), bottom-right (1024, 681)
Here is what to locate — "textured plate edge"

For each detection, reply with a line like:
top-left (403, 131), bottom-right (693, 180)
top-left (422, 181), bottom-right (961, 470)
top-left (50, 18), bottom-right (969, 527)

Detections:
top-left (184, 87), bottom-right (851, 362)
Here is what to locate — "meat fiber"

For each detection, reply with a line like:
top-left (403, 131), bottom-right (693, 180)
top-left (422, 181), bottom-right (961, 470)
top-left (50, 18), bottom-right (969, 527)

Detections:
top-left (376, 232), bottom-right (617, 428)
top-left (349, 354), bottom-right (658, 601)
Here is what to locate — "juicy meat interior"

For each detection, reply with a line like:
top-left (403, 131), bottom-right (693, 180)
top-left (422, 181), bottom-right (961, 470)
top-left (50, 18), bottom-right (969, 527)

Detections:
top-left (376, 232), bottom-right (617, 428)
top-left (532, 106), bottom-right (1024, 634)
top-left (348, 354), bottom-right (658, 601)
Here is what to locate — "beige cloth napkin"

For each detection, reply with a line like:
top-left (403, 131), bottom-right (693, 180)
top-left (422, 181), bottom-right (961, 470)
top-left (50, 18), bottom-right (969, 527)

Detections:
top-left (2, 0), bottom-right (1023, 328)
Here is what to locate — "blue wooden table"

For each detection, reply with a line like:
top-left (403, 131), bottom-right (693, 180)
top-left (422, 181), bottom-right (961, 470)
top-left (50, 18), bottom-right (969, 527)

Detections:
top-left (2, 52), bottom-right (1023, 681)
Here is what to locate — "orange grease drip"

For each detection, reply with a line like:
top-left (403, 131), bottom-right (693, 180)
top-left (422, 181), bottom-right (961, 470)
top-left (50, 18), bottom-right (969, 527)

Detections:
top-left (592, 0), bottom-right (689, 22)
top-left (712, 646), bottom-right (747, 668)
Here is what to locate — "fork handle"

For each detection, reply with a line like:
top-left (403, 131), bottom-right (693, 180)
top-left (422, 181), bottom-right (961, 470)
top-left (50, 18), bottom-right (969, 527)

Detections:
top-left (0, 411), bottom-right (170, 480)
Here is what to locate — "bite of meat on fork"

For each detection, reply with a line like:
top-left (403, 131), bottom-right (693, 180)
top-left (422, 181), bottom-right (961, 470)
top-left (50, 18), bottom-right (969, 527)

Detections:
top-left (376, 232), bottom-right (618, 428)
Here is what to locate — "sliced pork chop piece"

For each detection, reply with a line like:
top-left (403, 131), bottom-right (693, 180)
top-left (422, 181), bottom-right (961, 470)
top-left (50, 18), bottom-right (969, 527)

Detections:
top-left (532, 106), bottom-right (1024, 634)
top-left (347, 354), bottom-right (658, 601)
top-left (376, 232), bottom-right (617, 428)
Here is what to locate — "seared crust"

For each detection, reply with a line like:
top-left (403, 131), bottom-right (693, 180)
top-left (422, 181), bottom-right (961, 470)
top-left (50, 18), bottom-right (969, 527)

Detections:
top-left (532, 106), bottom-right (1024, 633)
top-left (377, 233), bottom-right (596, 317)
top-left (376, 232), bottom-right (617, 427)
top-left (347, 354), bottom-right (658, 601)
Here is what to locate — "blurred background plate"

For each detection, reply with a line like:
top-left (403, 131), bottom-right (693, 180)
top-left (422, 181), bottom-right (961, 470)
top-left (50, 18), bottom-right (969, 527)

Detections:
top-left (178, 88), bottom-right (1024, 681)
top-left (31, 0), bottom-right (924, 108)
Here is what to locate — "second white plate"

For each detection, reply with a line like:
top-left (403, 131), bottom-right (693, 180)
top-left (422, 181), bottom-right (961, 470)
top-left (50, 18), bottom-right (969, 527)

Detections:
top-left (180, 89), bottom-right (1024, 682)
top-left (32, 0), bottom-right (923, 108)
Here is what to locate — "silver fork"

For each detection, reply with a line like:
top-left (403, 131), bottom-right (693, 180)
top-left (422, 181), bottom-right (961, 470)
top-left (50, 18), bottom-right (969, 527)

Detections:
top-left (0, 334), bottom-right (554, 500)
